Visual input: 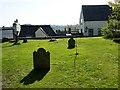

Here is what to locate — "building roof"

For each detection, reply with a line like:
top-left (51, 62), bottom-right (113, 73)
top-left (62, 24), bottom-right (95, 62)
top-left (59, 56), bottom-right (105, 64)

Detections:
top-left (82, 5), bottom-right (112, 21)
top-left (19, 25), bottom-right (56, 37)
top-left (41, 25), bottom-right (56, 36)
top-left (1, 27), bottom-right (13, 30)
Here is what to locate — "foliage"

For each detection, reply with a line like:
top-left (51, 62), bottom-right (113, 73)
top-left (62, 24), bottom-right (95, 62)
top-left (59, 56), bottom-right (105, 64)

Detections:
top-left (65, 24), bottom-right (80, 31)
top-left (2, 37), bottom-right (118, 88)
top-left (101, 25), bottom-right (113, 39)
top-left (101, 0), bottom-right (120, 39)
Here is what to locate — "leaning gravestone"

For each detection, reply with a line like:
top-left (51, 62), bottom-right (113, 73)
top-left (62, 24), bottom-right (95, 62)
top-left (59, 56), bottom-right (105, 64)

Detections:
top-left (68, 37), bottom-right (75, 49)
top-left (33, 48), bottom-right (50, 70)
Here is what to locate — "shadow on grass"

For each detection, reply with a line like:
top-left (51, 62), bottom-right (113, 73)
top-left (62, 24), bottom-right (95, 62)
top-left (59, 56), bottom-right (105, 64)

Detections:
top-left (20, 69), bottom-right (49, 85)
top-left (2, 42), bottom-right (21, 48)
top-left (74, 53), bottom-right (79, 67)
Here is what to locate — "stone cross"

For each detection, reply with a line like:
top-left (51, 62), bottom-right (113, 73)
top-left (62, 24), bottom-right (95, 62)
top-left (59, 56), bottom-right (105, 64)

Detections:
top-left (33, 48), bottom-right (50, 70)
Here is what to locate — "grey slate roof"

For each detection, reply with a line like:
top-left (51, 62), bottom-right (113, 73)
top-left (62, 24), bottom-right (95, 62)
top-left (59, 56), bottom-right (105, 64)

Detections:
top-left (82, 5), bottom-right (112, 21)
top-left (19, 25), bottom-right (56, 37)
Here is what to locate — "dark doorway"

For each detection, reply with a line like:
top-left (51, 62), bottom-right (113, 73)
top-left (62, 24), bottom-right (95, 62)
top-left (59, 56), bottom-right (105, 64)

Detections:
top-left (88, 29), bottom-right (93, 36)
top-left (98, 28), bottom-right (101, 36)
top-left (81, 29), bottom-right (83, 33)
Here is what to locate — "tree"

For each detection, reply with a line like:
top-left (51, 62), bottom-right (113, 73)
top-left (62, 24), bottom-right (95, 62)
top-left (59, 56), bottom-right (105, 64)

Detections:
top-left (101, 0), bottom-right (120, 38)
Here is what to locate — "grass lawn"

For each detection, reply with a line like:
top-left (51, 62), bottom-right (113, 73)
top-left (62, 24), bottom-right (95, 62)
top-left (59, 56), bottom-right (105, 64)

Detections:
top-left (2, 37), bottom-right (118, 88)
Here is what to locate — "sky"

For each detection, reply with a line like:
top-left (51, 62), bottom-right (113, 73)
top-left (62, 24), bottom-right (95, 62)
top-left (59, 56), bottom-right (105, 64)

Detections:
top-left (0, 0), bottom-right (112, 27)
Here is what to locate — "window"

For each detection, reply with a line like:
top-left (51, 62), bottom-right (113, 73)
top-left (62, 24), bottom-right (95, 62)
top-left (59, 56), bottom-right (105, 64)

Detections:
top-left (81, 29), bottom-right (83, 33)
top-left (88, 29), bottom-right (93, 36)
top-left (80, 19), bottom-right (83, 25)
top-left (85, 27), bottom-right (88, 32)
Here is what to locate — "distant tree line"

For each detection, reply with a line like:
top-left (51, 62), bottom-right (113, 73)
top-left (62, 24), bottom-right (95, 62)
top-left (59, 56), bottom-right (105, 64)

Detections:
top-left (64, 24), bottom-right (80, 33)
top-left (65, 24), bottom-right (79, 30)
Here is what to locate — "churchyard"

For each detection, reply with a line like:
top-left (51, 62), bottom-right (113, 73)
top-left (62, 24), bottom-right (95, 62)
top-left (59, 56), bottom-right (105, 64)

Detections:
top-left (2, 37), bottom-right (118, 88)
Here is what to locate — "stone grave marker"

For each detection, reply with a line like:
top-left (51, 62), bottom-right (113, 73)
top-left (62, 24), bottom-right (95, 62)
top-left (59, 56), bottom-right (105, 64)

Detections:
top-left (33, 48), bottom-right (50, 70)
top-left (68, 37), bottom-right (75, 49)
top-left (49, 38), bottom-right (57, 42)
top-left (23, 38), bottom-right (27, 43)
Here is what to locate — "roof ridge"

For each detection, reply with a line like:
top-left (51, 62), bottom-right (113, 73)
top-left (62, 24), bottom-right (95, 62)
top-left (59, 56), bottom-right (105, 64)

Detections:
top-left (82, 5), bottom-right (109, 6)
top-left (81, 5), bottom-right (111, 21)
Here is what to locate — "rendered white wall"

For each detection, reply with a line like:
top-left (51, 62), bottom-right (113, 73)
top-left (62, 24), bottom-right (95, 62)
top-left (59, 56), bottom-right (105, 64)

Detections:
top-left (79, 10), bottom-right (86, 35)
top-left (84, 21), bottom-right (108, 36)
top-left (2, 30), bottom-right (13, 38)
top-left (35, 27), bottom-right (47, 37)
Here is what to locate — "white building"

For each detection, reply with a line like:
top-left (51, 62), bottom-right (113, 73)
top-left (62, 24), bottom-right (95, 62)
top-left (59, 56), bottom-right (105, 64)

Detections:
top-left (0, 19), bottom-right (20, 40)
top-left (19, 25), bottom-right (56, 38)
top-left (0, 27), bottom-right (13, 39)
top-left (35, 27), bottom-right (48, 37)
top-left (79, 5), bottom-right (112, 36)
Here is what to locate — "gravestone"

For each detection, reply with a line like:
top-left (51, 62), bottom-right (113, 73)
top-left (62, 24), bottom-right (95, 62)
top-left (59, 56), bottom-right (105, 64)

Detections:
top-left (68, 37), bottom-right (75, 49)
top-left (33, 48), bottom-right (50, 70)
top-left (49, 38), bottom-right (56, 42)
top-left (23, 38), bottom-right (27, 43)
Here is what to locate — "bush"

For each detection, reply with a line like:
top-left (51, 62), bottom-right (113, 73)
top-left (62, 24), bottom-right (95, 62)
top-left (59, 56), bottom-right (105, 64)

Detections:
top-left (101, 25), bottom-right (120, 39)
top-left (112, 31), bottom-right (120, 38)
top-left (101, 25), bottom-right (113, 39)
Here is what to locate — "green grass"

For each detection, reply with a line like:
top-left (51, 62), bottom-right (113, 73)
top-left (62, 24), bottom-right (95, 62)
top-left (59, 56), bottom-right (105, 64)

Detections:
top-left (2, 37), bottom-right (118, 88)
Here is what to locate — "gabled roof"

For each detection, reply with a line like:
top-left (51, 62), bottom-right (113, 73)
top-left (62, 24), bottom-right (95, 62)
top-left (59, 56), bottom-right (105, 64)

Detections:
top-left (40, 25), bottom-right (56, 36)
top-left (19, 25), bottom-right (39, 37)
top-left (19, 25), bottom-right (56, 37)
top-left (82, 5), bottom-right (112, 21)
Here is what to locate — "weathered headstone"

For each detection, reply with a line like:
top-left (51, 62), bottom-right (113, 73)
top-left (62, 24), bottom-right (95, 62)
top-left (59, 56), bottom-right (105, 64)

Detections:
top-left (68, 37), bottom-right (75, 49)
top-left (23, 38), bottom-right (27, 43)
top-left (33, 48), bottom-right (50, 70)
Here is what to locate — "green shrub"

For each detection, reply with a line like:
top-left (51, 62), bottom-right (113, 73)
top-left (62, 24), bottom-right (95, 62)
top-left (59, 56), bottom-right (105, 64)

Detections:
top-left (101, 25), bottom-right (113, 39)
top-left (112, 31), bottom-right (120, 38)
top-left (101, 24), bottom-right (120, 39)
